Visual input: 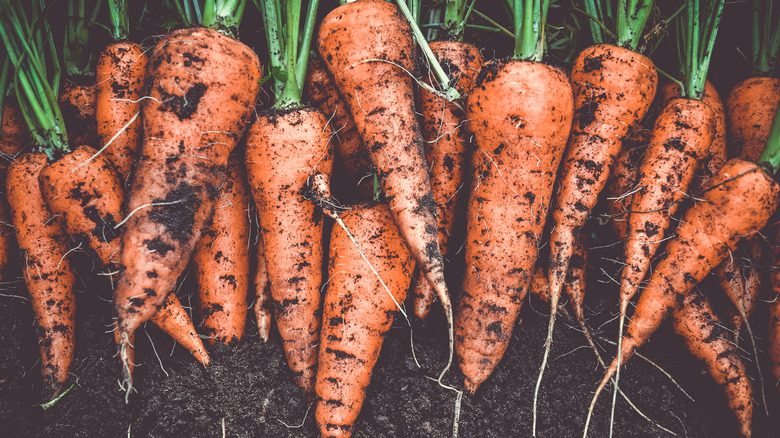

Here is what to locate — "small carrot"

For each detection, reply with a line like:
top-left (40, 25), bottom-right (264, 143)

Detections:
top-left (315, 202), bottom-right (415, 438)
top-left (192, 156), bottom-right (250, 345)
top-left (602, 125), bottom-right (650, 238)
top-left (0, 103), bottom-right (28, 281)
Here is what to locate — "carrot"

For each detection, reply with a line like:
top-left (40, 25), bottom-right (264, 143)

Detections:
top-left (193, 156), bottom-right (250, 345)
top-left (317, 0), bottom-right (455, 365)
top-left (671, 290), bottom-right (753, 436)
top-left (563, 234), bottom-right (589, 324)
top-left (7, 153), bottom-right (77, 402)
top-left (315, 202), bottom-right (415, 438)
top-left (713, 240), bottom-right (763, 335)
top-left (0, 103), bottom-right (28, 280)
top-left (58, 81), bottom-right (97, 149)
top-left (253, 230), bottom-right (272, 343)
top-left (113, 11), bottom-right (261, 388)
top-left (411, 39), bottom-right (484, 320)
top-left (456, 1), bottom-right (574, 396)
top-left (658, 79), bottom-right (727, 192)
top-left (602, 125), bottom-right (650, 238)
top-left (726, 77), bottom-right (780, 162)
top-left (95, 40), bottom-right (147, 183)
top-left (303, 56), bottom-right (373, 201)
top-left (585, 158), bottom-right (780, 437)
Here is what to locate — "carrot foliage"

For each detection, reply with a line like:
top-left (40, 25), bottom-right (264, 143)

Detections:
top-left (107, 0), bottom-right (129, 41)
top-left (758, 100), bottom-right (780, 176)
top-left (504, 0), bottom-right (549, 62)
top-left (752, 0), bottom-right (780, 76)
top-left (676, 0), bottom-right (724, 100)
top-left (0, 0), bottom-right (69, 160)
top-left (63, 0), bottom-right (101, 78)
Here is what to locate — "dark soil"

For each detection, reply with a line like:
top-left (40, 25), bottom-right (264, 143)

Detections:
top-left (2, 236), bottom-right (780, 438)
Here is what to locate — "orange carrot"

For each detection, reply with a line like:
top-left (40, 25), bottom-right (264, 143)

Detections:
top-left (315, 202), bottom-right (415, 438)
top-left (317, 0), bottom-right (454, 362)
top-left (0, 103), bottom-right (27, 280)
top-left (586, 158), bottom-right (780, 436)
top-left (456, 58), bottom-right (574, 392)
top-left (303, 56), bottom-right (373, 201)
top-left (95, 41), bottom-right (148, 183)
top-left (58, 81), bottom-right (97, 149)
top-left (253, 230), bottom-right (272, 343)
top-left (548, 43), bottom-right (657, 301)
top-left (671, 290), bottom-right (753, 436)
top-left (713, 239), bottom-right (763, 335)
top-left (245, 106), bottom-right (333, 393)
top-left (7, 153), bottom-right (77, 402)
top-left (193, 156), bottom-right (251, 344)
top-left (114, 26), bottom-right (261, 388)
top-left (603, 125), bottom-right (650, 238)
top-left (411, 40), bottom-right (483, 320)
top-left (726, 77), bottom-right (780, 162)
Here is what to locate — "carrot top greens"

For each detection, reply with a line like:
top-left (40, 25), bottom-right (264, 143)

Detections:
top-left (506, 0), bottom-right (549, 62)
top-left (0, 0), bottom-right (70, 160)
top-left (63, 0), bottom-right (101, 79)
top-left (759, 100), bottom-right (780, 176)
top-left (676, 0), bottom-right (725, 100)
top-left (107, 0), bottom-right (129, 41)
top-left (752, 0), bottom-right (780, 77)
top-left (201, 0), bottom-right (246, 38)
top-left (582, 0), bottom-right (654, 52)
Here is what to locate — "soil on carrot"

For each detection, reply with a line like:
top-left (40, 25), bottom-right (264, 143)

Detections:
top-left (2, 236), bottom-right (780, 438)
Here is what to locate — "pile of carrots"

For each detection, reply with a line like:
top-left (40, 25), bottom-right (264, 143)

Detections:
top-left (2, 0), bottom-right (780, 437)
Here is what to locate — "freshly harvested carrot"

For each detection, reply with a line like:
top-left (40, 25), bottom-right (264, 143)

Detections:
top-left (603, 125), bottom-right (650, 238)
top-left (726, 77), bottom-right (780, 162)
top-left (456, 20), bottom-right (574, 394)
top-left (586, 158), bottom-right (780, 436)
top-left (713, 240), bottom-right (763, 334)
top-left (7, 153), bottom-right (77, 402)
top-left (303, 56), bottom-right (373, 201)
top-left (58, 81), bottom-right (97, 149)
top-left (253, 232), bottom-right (272, 343)
top-left (0, 103), bottom-right (27, 280)
top-left (95, 41), bottom-right (147, 183)
top-left (564, 234), bottom-right (589, 323)
top-left (114, 17), bottom-right (261, 384)
top-left (671, 290), bottom-right (753, 436)
top-left (315, 203), bottom-right (415, 438)
top-left (547, 42), bottom-right (657, 301)
top-left (658, 80), bottom-right (727, 192)
top-left (317, 0), bottom-right (454, 355)
top-left (193, 157), bottom-right (250, 345)
top-left (412, 40), bottom-right (483, 320)
top-left (245, 107), bottom-right (333, 393)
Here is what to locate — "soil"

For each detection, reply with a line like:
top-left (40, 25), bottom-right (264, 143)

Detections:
top-left (2, 236), bottom-right (780, 437)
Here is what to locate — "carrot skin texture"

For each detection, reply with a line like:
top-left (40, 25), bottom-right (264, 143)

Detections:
top-left (563, 234), bottom-right (588, 323)
top-left (0, 104), bottom-right (27, 280)
top-left (713, 240), bottom-right (763, 333)
top-left (193, 158), bottom-right (250, 345)
top-left (604, 125), bottom-right (650, 238)
top-left (316, 203), bottom-right (415, 438)
top-left (671, 291), bottom-right (753, 437)
top-left (456, 59), bottom-right (574, 392)
top-left (726, 77), bottom-right (780, 162)
top-left (317, 0), bottom-right (451, 320)
top-left (95, 41), bottom-right (148, 182)
top-left (658, 80), bottom-right (727, 192)
top-left (604, 158), bottom-right (779, 399)
top-left (115, 27), bottom-right (260, 340)
top-left (7, 153), bottom-right (77, 402)
top-left (412, 41), bottom-right (484, 320)
top-left (59, 82), bottom-right (98, 149)
top-left (548, 44), bottom-right (657, 294)
top-left (304, 56), bottom-right (373, 201)
top-left (245, 107), bottom-right (334, 393)
top-left (253, 232), bottom-right (272, 343)
top-left (620, 98), bottom-right (716, 305)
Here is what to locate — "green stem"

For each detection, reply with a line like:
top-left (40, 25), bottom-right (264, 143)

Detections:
top-left (107, 0), bottom-right (129, 41)
top-left (759, 100), bottom-right (780, 175)
top-left (257, 0), bottom-right (285, 100)
top-left (617, 0), bottom-right (654, 51)
top-left (443, 0), bottom-right (466, 40)
top-left (295, 0), bottom-right (319, 93)
top-left (679, 0), bottom-right (724, 100)
top-left (582, 0), bottom-right (605, 44)
top-left (63, 0), bottom-right (101, 78)
top-left (512, 0), bottom-right (549, 62)
top-left (752, 0), bottom-right (780, 76)
top-left (473, 9), bottom-right (515, 39)
top-left (202, 0), bottom-right (246, 38)
top-left (396, 0), bottom-right (461, 102)
top-left (275, 0), bottom-right (301, 109)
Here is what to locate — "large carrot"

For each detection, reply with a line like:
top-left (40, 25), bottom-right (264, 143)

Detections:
top-left (315, 202), bottom-right (415, 438)
top-left (193, 156), bottom-right (250, 345)
top-left (114, 4), bottom-right (261, 390)
top-left (412, 37), bottom-right (483, 320)
top-left (303, 56), bottom-right (373, 201)
top-left (584, 158), bottom-right (780, 437)
top-left (670, 290), bottom-right (753, 436)
top-left (455, 1), bottom-right (574, 410)
top-left (95, 0), bottom-right (147, 183)
top-left (317, 0), bottom-right (455, 368)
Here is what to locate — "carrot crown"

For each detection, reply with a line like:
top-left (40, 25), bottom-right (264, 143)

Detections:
top-left (508, 0), bottom-right (550, 62)
top-left (202, 0), bottom-right (247, 38)
top-left (63, 0), bottom-right (101, 79)
top-left (759, 100), bottom-right (780, 175)
top-left (107, 0), bottom-right (129, 42)
top-left (0, 0), bottom-right (70, 160)
top-left (581, 0), bottom-right (655, 52)
top-left (256, 0), bottom-right (319, 109)
top-left (676, 0), bottom-right (724, 100)
top-left (752, 0), bottom-right (780, 77)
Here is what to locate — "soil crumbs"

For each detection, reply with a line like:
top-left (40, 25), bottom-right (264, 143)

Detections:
top-left (2, 248), bottom-right (780, 438)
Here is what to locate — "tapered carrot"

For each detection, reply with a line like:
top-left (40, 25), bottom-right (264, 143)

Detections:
top-left (456, 9), bottom-right (574, 395)
top-left (7, 153), bottom-right (77, 402)
top-left (253, 230), bottom-right (272, 343)
top-left (412, 40), bottom-right (483, 320)
top-left (315, 203), bottom-right (415, 438)
top-left (603, 125), bottom-right (650, 238)
top-left (671, 290), bottom-right (753, 436)
top-left (303, 56), bottom-right (373, 201)
top-left (114, 10), bottom-right (261, 387)
top-left (585, 158), bottom-right (780, 437)
top-left (317, 0), bottom-right (455, 366)
top-left (95, 40), bottom-right (147, 183)
top-left (193, 156), bottom-right (250, 345)
top-left (0, 103), bottom-right (27, 280)
top-left (713, 240), bottom-right (763, 335)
